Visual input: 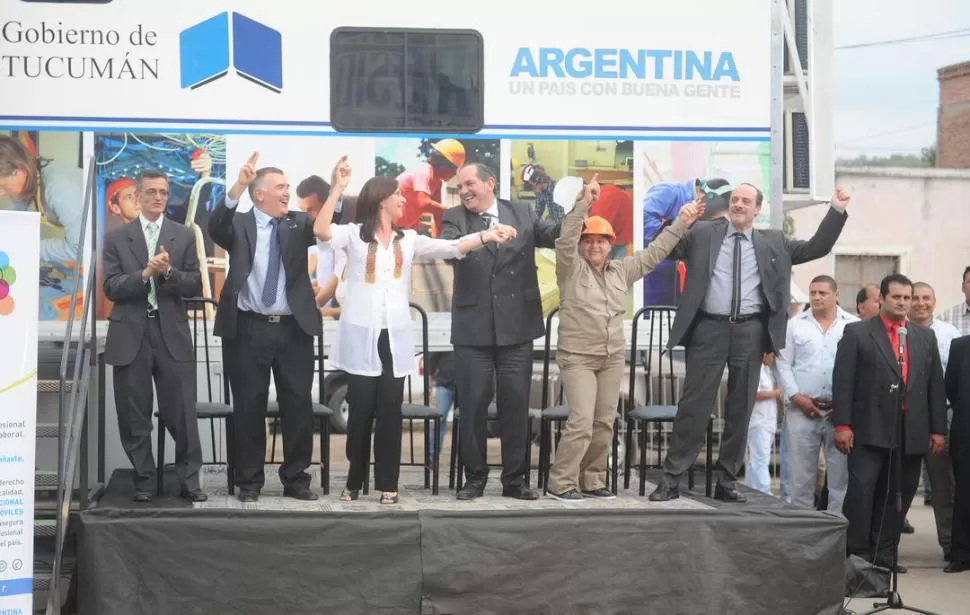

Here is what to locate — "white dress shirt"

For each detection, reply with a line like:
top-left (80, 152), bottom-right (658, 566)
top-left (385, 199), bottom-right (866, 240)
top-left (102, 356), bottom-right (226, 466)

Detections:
top-left (776, 306), bottom-right (859, 402)
top-left (139, 213), bottom-right (164, 249)
top-left (224, 196), bottom-right (291, 315)
top-left (927, 317), bottom-right (960, 372)
top-left (319, 223), bottom-right (474, 377)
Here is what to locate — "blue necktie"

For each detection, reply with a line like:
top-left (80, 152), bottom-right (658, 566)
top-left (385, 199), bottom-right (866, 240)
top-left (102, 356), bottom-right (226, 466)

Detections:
top-left (261, 218), bottom-right (282, 307)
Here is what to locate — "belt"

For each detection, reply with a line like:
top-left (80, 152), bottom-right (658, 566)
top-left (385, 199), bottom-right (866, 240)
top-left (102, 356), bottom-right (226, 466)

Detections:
top-left (238, 310), bottom-right (293, 324)
top-left (699, 311), bottom-right (763, 324)
top-left (146, 308), bottom-right (158, 319)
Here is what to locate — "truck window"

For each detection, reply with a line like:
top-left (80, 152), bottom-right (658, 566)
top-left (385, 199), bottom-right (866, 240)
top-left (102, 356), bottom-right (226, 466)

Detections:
top-left (330, 28), bottom-right (484, 133)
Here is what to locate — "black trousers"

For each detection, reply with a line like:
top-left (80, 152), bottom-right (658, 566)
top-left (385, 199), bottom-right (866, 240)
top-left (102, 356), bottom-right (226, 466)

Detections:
top-left (844, 443), bottom-right (922, 563)
top-left (223, 312), bottom-right (314, 493)
top-left (952, 434), bottom-right (970, 564)
top-left (661, 316), bottom-right (765, 490)
top-left (345, 330), bottom-right (405, 492)
top-left (453, 342), bottom-right (533, 488)
top-left (113, 318), bottom-right (202, 493)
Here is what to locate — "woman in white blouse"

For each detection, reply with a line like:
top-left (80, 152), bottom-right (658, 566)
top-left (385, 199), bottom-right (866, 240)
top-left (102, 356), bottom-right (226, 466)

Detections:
top-left (314, 157), bottom-right (516, 504)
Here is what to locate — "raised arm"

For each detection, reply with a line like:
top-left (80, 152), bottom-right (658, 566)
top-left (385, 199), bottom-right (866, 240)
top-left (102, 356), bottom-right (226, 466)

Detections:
top-left (622, 202), bottom-right (701, 286)
top-left (209, 151), bottom-right (263, 249)
top-left (313, 156), bottom-right (352, 243)
top-left (554, 178), bottom-right (596, 282)
top-left (786, 187), bottom-right (850, 265)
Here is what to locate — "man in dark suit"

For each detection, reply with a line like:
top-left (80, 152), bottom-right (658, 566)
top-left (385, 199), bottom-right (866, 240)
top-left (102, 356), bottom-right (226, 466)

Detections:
top-left (440, 162), bottom-right (559, 500)
top-left (103, 169), bottom-right (206, 503)
top-left (650, 184), bottom-right (850, 503)
top-left (944, 334), bottom-right (970, 573)
top-left (833, 273), bottom-right (947, 570)
top-left (208, 152), bottom-right (321, 502)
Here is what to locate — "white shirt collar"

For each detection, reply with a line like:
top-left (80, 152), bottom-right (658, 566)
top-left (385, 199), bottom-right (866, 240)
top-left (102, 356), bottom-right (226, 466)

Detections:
top-left (139, 213), bottom-right (163, 231)
top-left (479, 198), bottom-right (499, 218)
top-left (796, 305), bottom-right (853, 322)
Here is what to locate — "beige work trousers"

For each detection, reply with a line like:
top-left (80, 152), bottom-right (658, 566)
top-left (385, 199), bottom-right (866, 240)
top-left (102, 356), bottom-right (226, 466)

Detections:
top-left (547, 350), bottom-right (626, 493)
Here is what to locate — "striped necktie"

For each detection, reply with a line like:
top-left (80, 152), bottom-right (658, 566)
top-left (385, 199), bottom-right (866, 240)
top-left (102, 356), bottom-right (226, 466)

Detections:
top-left (146, 221), bottom-right (158, 309)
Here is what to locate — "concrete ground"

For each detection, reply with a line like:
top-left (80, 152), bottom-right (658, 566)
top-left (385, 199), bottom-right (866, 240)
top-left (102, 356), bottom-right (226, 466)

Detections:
top-left (842, 502), bottom-right (967, 615)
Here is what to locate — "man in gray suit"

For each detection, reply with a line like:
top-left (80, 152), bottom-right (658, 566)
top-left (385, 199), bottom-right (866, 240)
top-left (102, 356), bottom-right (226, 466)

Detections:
top-left (650, 184), bottom-right (851, 502)
top-left (440, 162), bottom-right (560, 500)
top-left (103, 169), bottom-right (206, 503)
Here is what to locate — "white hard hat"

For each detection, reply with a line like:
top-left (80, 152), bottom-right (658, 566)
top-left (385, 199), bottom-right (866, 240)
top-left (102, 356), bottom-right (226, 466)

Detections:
top-left (552, 176), bottom-right (584, 215)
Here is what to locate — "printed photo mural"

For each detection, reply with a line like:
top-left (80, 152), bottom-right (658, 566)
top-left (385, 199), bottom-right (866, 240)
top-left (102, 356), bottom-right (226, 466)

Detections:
top-left (0, 130), bottom-right (84, 321)
top-left (93, 132), bottom-right (227, 319)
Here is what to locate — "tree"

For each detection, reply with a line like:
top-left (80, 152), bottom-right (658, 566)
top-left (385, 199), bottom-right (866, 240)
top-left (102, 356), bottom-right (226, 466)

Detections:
top-left (921, 145), bottom-right (937, 167)
top-left (375, 156), bottom-right (405, 178)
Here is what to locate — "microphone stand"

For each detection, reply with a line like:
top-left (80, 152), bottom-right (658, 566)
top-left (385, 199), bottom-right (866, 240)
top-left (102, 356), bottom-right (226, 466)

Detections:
top-left (860, 330), bottom-right (937, 615)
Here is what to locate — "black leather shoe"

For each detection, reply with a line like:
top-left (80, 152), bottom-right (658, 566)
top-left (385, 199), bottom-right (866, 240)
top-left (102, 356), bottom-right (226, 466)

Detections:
top-left (457, 482), bottom-right (485, 501)
top-left (284, 485), bottom-right (319, 501)
top-left (902, 518), bottom-right (915, 534)
top-left (238, 490), bottom-right (259, 503)
top-left (714, 485), bottom-right (747, 503)
top-left (945, 561), bottom-right (970, 573)
top-left (648, 485), bottom-right (679, 502)
top-left (180, 488), bottom-right (208, 503)
top-left (502, 486), bottom-right (539, 500)
top-left (132, 492), bottom-right (152, 503)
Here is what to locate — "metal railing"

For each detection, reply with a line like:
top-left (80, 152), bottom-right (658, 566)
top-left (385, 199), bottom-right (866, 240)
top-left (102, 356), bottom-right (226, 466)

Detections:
top-left (47, 157), bottom-right (98, 615)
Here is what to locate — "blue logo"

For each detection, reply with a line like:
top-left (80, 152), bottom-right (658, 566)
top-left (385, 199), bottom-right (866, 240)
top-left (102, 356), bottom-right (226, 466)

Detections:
top-left (179, 12), bottom-right (283, 92)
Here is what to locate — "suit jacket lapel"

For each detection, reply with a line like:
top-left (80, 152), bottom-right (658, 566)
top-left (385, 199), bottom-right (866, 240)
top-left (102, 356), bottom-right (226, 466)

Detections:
top-left (127, 219), bottom-right (149, 267)
top-left (869, 318), bottom-right (902, 377)
top-left (752, 229), bottom-right (769, 278)
top-left (243, 209), bottom-right (258, 263)
top-left (159, 219), bottom-right (178, 257)
top-left (278, 214), bottom-right (299, 274)
top-left (707, 219), bottom-right (729, 275)
top-left (466, 207), bottom-right (498, 263)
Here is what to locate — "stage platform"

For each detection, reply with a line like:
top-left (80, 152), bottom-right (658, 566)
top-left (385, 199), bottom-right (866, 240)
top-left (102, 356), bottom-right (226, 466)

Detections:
top-left (77, 466), bottom-right (847, 615)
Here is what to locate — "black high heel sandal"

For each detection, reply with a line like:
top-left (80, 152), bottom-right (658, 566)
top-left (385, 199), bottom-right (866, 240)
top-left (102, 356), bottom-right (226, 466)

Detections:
top-left (340, 489), bottom-right (359, 502)
top-left (380, 492), bottom-right (399, 505)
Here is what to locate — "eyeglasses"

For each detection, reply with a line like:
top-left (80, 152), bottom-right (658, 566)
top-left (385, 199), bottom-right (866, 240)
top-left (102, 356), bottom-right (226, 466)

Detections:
top-left (142, 188), bottom-right (169, 198)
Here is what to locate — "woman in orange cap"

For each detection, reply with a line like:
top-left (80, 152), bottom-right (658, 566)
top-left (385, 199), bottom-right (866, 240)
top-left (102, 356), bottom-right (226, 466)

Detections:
top-left (545, 175), bottom-right (703, 501)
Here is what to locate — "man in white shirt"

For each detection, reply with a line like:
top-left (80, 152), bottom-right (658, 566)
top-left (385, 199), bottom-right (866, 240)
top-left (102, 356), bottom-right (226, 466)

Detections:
top-left (775, 275), bottom-right (858, 512)
top-left (940, 266), bottom-right (970, 336)
top-left (911, 281), bottom-right (961, 561)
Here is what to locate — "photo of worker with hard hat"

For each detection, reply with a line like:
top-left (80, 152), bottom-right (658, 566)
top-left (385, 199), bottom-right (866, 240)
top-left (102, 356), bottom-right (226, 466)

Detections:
top-left (374, 137), bottom-right (501, 238)
top-left (545, 174), bottom-right (704, 501)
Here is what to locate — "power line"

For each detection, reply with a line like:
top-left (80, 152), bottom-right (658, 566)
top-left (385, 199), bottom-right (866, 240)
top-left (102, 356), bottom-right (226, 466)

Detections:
top-left (835, 121), bottom-right (937, 146)
top-left (836, 27), bottom-right (970, 50)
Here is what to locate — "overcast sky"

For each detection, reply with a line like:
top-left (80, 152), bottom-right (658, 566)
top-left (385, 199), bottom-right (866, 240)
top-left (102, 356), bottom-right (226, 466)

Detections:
top-left (833, 0), bottom-right (970, 157)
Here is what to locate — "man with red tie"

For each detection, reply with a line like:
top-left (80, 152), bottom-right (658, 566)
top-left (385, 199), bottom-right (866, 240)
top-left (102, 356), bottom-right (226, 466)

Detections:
top-left (833, 273), bottom-right (947, 571)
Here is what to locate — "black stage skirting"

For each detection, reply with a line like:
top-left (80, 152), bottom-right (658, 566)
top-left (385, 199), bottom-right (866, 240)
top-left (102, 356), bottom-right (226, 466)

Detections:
top-left (77, 471), bottom-right (848, 615)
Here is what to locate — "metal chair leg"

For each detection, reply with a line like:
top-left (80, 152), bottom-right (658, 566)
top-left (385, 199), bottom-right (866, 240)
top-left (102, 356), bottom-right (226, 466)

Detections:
top-left (432, 417), bottom-right (441, 495)
top-left (638, 421), bottom-right (648, 497)
top-left (624, 418), bottom-right (634, 490)
top-left (706, 417), bottom-right (714, 498)
top-left (156, 419), bottom-right (165, 497)
top-left (322, 419), bottom-right (331, 495)
top-left (449, 413), bottom-right (458, 490)
top-left (423, 419), bottom-right (431, 489)
top-left (225, 417), bottom-right (235, 495)
top-left (611, 418), bottom-right (619, 495)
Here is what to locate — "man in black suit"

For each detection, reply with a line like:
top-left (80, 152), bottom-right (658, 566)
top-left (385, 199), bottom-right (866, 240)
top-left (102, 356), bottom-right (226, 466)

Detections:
top-left (103, 169), bottom-right (206, 503)
top-left (650, 185), bottom-right (850, 503)
top-left (944, 334), bottom-right (970, 573)
top-left (834, 274), bottom-right (947, 570)
top-left (209, 152), bottom-right (321, 502)
top-left (440, 162), bottom-right (559, 500)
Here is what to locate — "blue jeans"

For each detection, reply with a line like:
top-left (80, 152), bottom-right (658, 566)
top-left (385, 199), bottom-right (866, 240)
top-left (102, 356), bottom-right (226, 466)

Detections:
top-left (429, 385), bottom-right (454, 459)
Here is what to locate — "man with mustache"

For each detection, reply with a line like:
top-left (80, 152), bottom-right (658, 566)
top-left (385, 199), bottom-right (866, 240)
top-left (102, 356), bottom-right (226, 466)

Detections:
top-left (440, 162), bottom-right (560, 500)
top-left (650, 185), bottom-right (850, 503)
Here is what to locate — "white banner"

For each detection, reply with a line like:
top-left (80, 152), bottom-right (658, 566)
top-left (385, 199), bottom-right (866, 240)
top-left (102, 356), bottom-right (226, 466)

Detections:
top-left (0, 0), bottom-right (771, 139)
top-left (0, 211), bottom-right (40, 612)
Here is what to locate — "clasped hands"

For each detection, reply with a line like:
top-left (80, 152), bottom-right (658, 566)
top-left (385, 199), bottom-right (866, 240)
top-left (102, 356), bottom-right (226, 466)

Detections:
top-left (142, 245), bottom-right (171, 281)
top-left (484, 223), bottom-right (517, 245)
